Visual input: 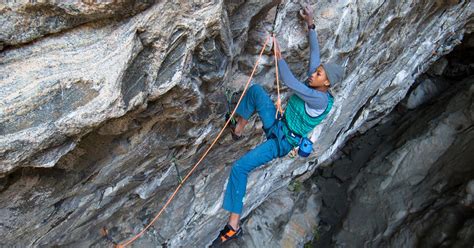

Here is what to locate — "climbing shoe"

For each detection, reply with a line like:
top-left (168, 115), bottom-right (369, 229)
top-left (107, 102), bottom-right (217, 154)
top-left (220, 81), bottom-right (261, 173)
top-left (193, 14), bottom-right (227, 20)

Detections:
top-left (209, 224), bottom-right (242, 247)
top-left (225, 112), bottom-right (243, 141)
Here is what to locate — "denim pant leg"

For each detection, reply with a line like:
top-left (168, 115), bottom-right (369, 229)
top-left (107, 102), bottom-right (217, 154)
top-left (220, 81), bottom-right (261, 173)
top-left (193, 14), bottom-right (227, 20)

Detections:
top-left (223, 84), bottom-right (293, 214)
top-left (236, 84), bottom-right (276, 131)
top-left (222, 138), bottom-right (279, 214)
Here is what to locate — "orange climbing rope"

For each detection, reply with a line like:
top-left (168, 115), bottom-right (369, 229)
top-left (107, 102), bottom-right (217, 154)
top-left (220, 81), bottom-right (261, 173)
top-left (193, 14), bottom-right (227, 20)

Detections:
top-left (113, 34), bottom-right (272, 248)
top-left (272, 34), bottom-right (284, 118)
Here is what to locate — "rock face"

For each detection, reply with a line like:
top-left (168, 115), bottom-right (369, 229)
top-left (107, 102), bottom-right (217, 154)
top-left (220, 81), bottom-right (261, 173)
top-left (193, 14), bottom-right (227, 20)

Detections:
top-left (301, 37), bottom-right (474, 247)
top-left (0, 1), bottom-right (155, 49)
top-left (0, 0), bottom-right (473, 247)
top-left (235, 37), bottom-right (474, 247)
top-left (337, 80), bottom-right (474, 246)
top-left (228, 181), bottom-right (322, 248)
top-left (310, 77), bottom-right (474, 247)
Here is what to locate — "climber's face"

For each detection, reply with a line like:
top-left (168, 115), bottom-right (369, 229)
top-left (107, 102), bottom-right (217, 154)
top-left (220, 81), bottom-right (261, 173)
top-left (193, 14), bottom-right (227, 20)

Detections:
top-left (308, 65), bottom-right (329, 89)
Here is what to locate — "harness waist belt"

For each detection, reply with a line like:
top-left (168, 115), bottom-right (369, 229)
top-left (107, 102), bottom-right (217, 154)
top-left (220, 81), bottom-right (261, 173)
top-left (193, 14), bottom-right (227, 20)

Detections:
top-left (281, 116), bottom-right (303, 145)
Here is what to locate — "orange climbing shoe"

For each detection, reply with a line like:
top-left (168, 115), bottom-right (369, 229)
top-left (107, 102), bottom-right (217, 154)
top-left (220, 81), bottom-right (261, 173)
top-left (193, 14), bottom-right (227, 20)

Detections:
top-left (209, 224), bottom-right (242, 247)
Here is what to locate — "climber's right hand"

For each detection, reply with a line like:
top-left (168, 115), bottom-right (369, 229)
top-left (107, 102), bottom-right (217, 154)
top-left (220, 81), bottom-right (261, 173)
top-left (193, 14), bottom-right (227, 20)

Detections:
top-left (299, 5), bottom-right (314, 26)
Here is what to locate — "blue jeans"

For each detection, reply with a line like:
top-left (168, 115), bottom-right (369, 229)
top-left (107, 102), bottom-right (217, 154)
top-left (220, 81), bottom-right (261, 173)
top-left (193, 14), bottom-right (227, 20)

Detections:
top-left (222, 84), bottom-right (293, 214)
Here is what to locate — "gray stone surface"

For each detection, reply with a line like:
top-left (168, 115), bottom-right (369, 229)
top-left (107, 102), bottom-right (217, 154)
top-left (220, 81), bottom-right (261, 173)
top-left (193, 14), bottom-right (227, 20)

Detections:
top-left (0, 1), bottom-right (155, 49)
top-left (0, 0), bottom-right (473, 247)
top-left (402, 77), bottom-right (447, 109)
top-left (227, 184), bottom-right (321, 248)
top-left (314, 76), bottom-right (474, 247)
top-left (278, 39), bottom-right (474, 248)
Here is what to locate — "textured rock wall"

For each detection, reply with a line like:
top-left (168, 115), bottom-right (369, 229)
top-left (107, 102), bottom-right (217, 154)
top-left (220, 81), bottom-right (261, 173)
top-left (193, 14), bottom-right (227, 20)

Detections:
top-left (0, 1), bottom-right (155, 49)
top-left (308, 75), bottom-right (474, 247)
top-left (0, 0), bottom-right (473, 247)
top-left (326, 36), bottom-right (474, 247)
top-left (332, 76), bottom-right (473, 247)
top-left (233, 37), bottom-right (474, 247)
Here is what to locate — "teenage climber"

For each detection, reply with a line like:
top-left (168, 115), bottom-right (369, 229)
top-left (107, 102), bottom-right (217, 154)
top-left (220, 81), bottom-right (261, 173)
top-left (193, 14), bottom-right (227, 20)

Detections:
top-left (210, 5), bottom-right (344, 247)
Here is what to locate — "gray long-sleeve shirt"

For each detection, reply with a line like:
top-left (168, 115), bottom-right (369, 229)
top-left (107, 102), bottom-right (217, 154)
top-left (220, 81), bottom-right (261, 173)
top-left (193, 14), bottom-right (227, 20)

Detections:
top-left (277, 29), bottom-right (328, 117)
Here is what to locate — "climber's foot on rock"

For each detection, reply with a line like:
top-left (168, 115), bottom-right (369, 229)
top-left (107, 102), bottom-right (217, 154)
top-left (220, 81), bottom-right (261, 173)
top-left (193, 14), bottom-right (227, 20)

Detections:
top-left (226, 115), bottom-right (247, 141)
top-left (209, 224), bottom-right (242, 248)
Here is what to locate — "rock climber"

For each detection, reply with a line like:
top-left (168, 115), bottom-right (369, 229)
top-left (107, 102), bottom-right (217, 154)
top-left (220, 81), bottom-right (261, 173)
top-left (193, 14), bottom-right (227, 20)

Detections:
top-left (210, 5), bottom-right (344, 247)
